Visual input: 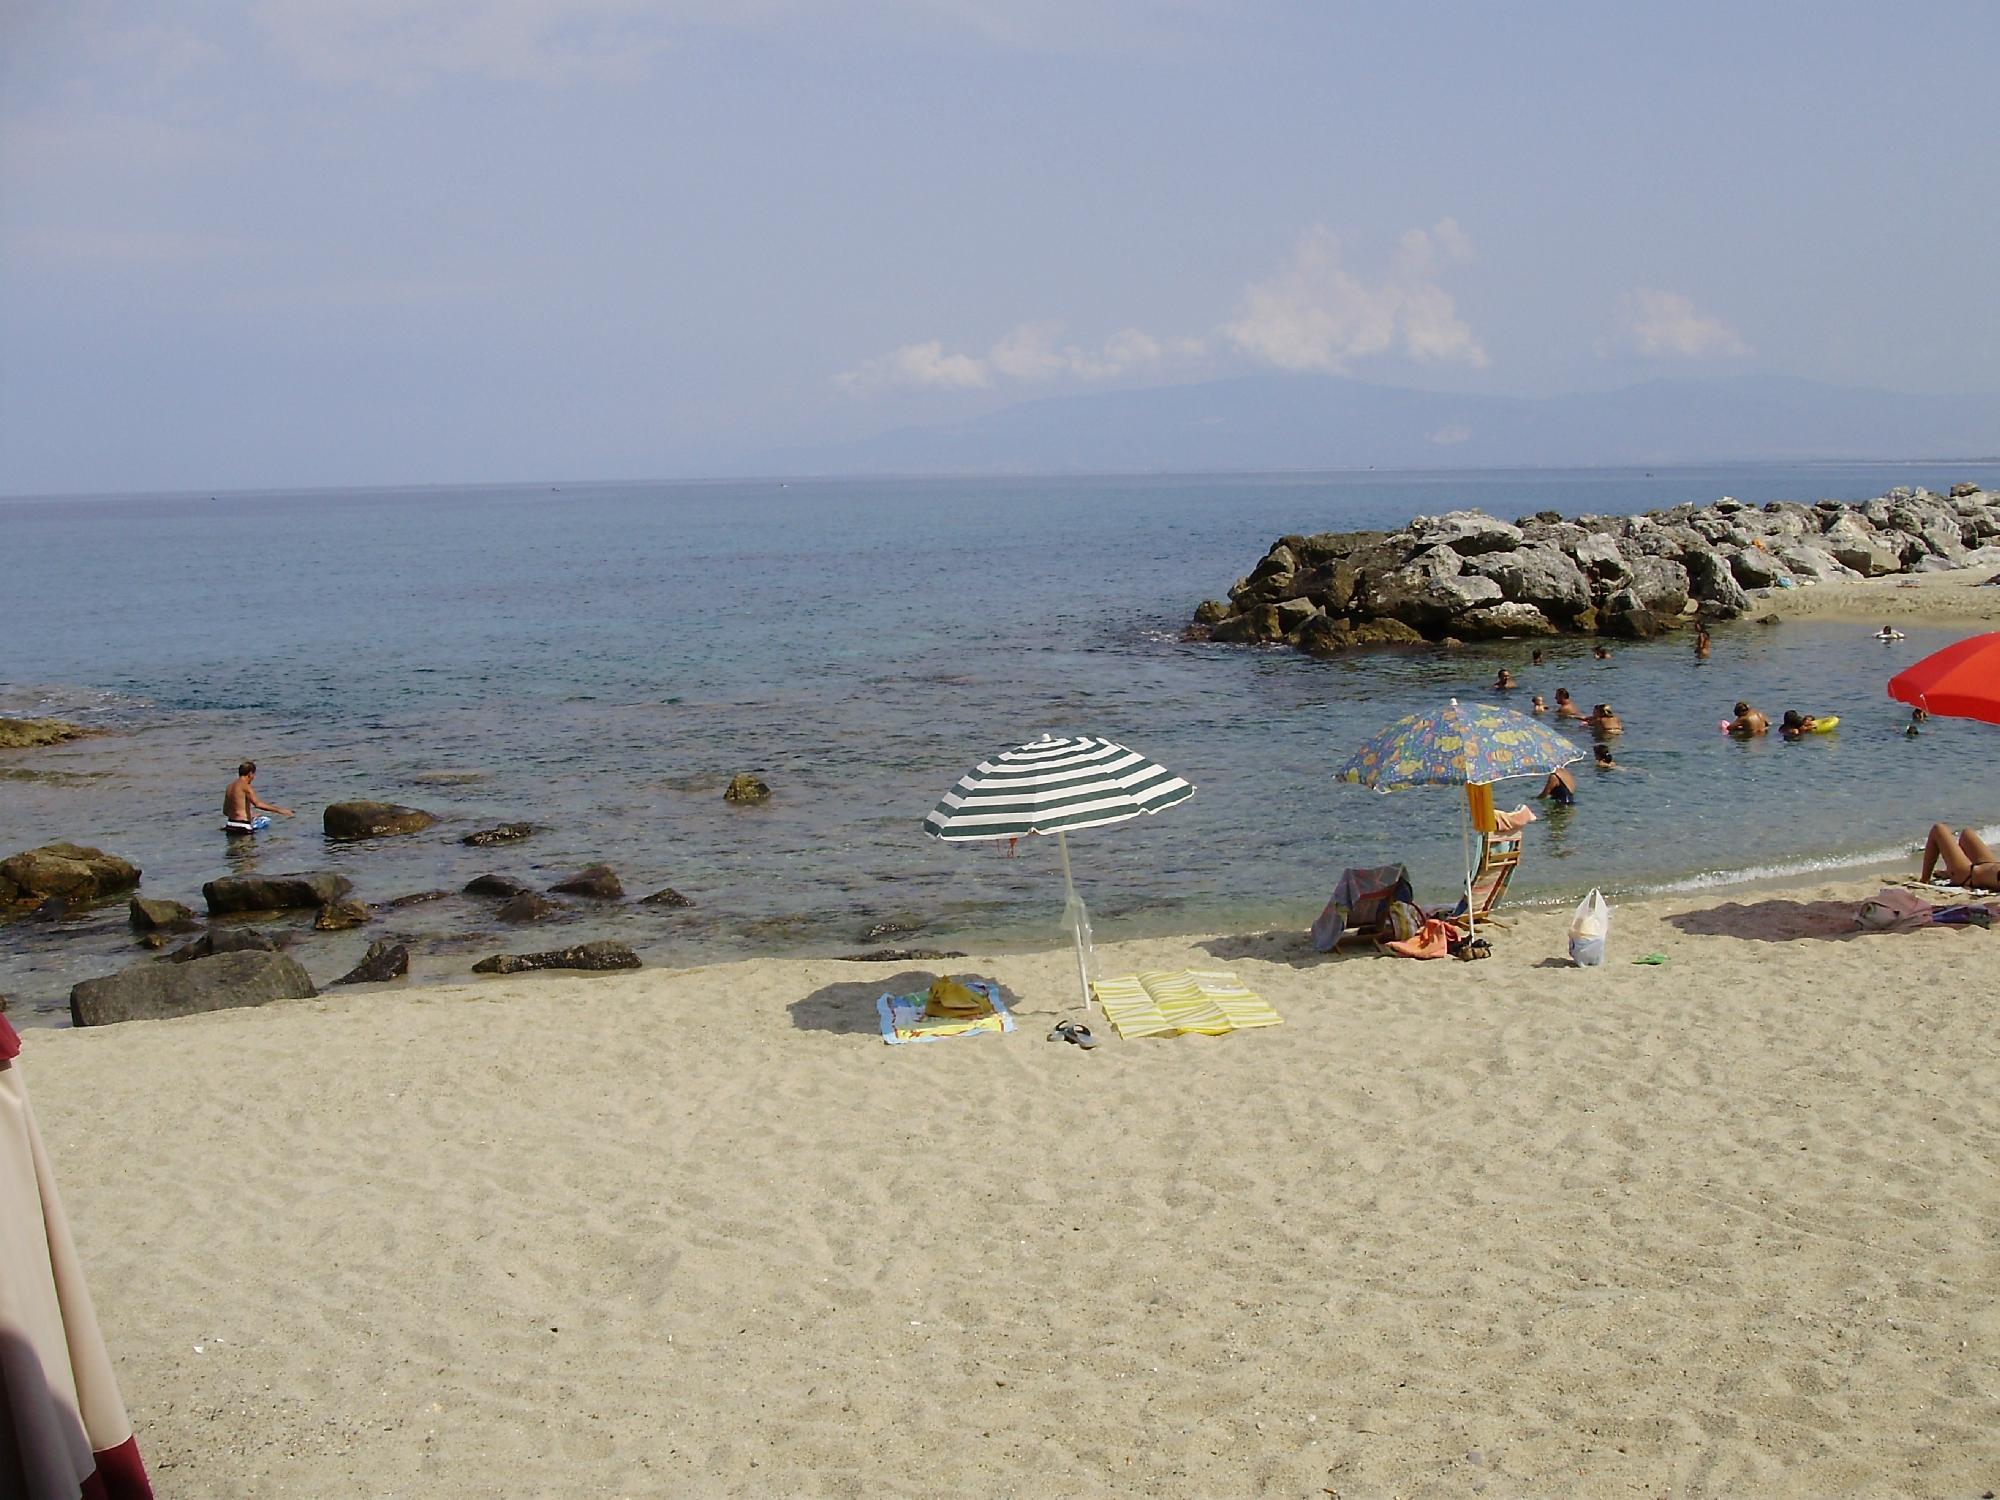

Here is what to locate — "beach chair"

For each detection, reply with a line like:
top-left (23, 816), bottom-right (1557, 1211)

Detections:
top-left (1311, 863), bottom-right (1414, 952)
top-left (1441, 830), bottom-right (1522, 932)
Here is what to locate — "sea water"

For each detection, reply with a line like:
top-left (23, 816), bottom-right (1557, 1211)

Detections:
top-left (3, 462), bottom-right (1995, 1019)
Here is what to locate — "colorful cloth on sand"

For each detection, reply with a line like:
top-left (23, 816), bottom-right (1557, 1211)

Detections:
top-left (876, 979), bottom-right (1012, 1045)
top-left (1089, 970), bottom-right (1282, 1039)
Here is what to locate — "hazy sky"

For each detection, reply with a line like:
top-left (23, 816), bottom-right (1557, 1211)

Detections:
top-left (2, 1), bottom-right (1996, 494)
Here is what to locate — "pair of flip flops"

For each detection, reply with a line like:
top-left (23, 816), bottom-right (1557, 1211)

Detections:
top-left (1047, 1021), bottom-right (1099, 1050)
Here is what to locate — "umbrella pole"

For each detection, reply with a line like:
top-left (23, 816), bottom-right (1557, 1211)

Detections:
top-left (1461, 801), bottom-right (1477, 942)
top-left (1057, 829), bottom-right (1093, 1015)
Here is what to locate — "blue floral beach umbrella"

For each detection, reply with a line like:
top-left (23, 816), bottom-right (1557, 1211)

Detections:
top-left (1337, 699), bottom-right (1583, 934)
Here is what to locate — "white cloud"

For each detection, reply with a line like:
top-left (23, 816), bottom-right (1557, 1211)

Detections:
top-left (1609, 287), bottom-right (1751, 358)
top-left (837, 320), bottom-right (1202, 395)
top-left (1224, 220), bottom-right (1488, 374)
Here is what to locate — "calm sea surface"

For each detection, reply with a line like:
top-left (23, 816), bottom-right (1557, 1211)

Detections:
top-left (4, 462), bottom-right (1997, 1021)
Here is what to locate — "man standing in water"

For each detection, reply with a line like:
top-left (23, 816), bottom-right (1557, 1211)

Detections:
top-left (224, 760), bottom-right (294, 834)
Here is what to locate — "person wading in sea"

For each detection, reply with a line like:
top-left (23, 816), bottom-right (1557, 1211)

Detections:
top-left (224, 760), bottom-right (295, 834)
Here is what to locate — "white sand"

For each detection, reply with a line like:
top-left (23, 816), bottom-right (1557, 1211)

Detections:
top-left (18, 872), bottom-right (2000, 1497)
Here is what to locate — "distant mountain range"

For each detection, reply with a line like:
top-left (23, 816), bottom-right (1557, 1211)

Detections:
top-left (760, 374), bottom-right (1999, 476)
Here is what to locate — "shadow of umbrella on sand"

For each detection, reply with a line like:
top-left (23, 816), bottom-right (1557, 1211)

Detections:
top-left (922, 734), bottom-right (1193, 1017)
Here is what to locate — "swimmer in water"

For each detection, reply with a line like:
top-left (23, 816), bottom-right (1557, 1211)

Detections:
top-left (1495, 668), bottom-right (1516, 691)
top-left (1530, 693), bottom-right (1547, 715)
top-left (1592, 742), bottom-right (1620, 770)
top-left (1876, 625), bottom-right (1905, 641)
top-left (1780, 710), bottom-right (1821, 740)
top-left (1586, 702), bottom-right (1623, 736)
top-left (1728, 701), bottom-right (1769, 737)
top-left (1553, 688), bottom-right (1585, 720)
top-left (1538, 766), bottom-right (1577, 804)
top-left (1592, 644), bottom-right (1612, 660)
top-left (1694, 623), bottom-right (1711, 659)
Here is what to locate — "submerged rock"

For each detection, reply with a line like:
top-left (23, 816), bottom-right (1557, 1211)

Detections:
top-left (0, 718), bottom-right (95, 750)
top-left (549, 864), bottom-right (624, 900)
top-left (464, 873), bottom-right (530, 897)
top-left (334, 940), bottom-right (409, 986)
top-left (471, 940), bottom-right (641, 975)
top-left (461, 822), bottom-right (537, 847)
top-left (497, 891), bottom-right (563, 923)
top-left (322, 801), bottom-right (436, 840)
top-left (0, 843), bottom-right (141, 906)
top-left (640, 887), bottom-right (695, 908)
top-left (384, 889), bottom-right (455, 909)
top-left (71, 950), bottom-right (316, 1027)
top-left (170, 928), bottom-right (280, 963)
top-left (204, 872), bottom-right (353, 914)
top-left (724, 774), bottom-right (771, 804)
top-left (836, 947), bottom-right (969, 963)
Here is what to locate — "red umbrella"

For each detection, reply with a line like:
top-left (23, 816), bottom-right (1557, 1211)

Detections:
top-left (1887, 630), bottom-right (2000, 725)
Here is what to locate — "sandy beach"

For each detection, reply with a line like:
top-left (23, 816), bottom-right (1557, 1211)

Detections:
top-left (16, 868), bottom-right (1997, 1498)
top-left (1753, 563), bottom-right (2000, 626)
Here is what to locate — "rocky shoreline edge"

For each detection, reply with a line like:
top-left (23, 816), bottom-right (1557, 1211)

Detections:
top-left (1186, 482), bottom-right (2000, 652)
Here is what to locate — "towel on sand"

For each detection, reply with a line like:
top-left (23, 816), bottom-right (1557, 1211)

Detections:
top-left (1090, 970), bottom-right (1282, 1039)
top-left (877, 979), bottom-right (1012, 1045)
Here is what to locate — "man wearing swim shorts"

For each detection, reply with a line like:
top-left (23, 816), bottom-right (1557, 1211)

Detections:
top-left (224, 761), bottom-right (294, 833)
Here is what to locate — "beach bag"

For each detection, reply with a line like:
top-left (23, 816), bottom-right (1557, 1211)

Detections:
top-left (1855, 888), bottom-right (1934, 932)
top-left (1385, 899), bottom-right (1425, 942)
top-left (1568, 888), bottom-right (1609, 966)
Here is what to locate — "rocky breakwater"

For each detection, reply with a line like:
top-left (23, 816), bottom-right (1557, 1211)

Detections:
top-left (1189, 484), bottom-right (2000, 652)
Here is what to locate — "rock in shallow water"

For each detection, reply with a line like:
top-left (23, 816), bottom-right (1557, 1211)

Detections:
top-left (471, 940), bottom-right (641, 975)
top-left (313, 899), bottom-right (370, 931)
top-left (0, 717), bottom-right (94, 750)
top-left (71, 950), bottom-right (316, 1027)
top-left (170, 928), bottom-right (280, 962)
top-left (723, 774), bottom-right (771, 804)
top-left (464, 873), bottom-right (530, 897)
top-left (129, 897), bottom-right (200, 933)
top-left (204, 872), bottom-right (352, 914)
top-left (334, 940), bottom-right (409, 986)
top-left (549, 864), bottom-right (624, 899)
top-left (322, 801), bottom-right (436, 840)
top-left (497, 891), bottom-right (563, 923)
top-left (461, 822), bottom-right (537, 847)
top-left (0, 843), bottom-right (141, 906)
top-left (639, 887), bottom-right (694, 908)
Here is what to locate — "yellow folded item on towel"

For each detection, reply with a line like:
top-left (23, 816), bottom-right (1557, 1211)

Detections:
top-left (1090, 970), bottom-right (1282, 1039)
top-left (924, 975), bottom-right (989, 1017)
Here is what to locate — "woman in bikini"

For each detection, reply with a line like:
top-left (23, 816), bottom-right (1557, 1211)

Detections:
top-left (1921, 825), bottom-right (2000, 890)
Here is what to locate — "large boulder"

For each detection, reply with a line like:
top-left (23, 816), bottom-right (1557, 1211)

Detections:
top-left (71, 950), bottom-right (316, 1027)
top-left (1273, 598), bottom-right (1318, 636)
top-left (551, 865), bottom-right (624, 899)
top-left (0, 844), bottom-right (141, 906)
top-left (1460, 543), bottom-right (1592, 621)
top-left (1625, 555), bottom-right (1691, 615)
top-left (471, 941), bottom-right (642, 976)
top-left (1599, 589), bottom-right (1660, 640)
top-left (1453, 602), bottom-right (1558, 639)
top-left (1227, 543), bottom-right (1300, 608)
top-left (1408, 511), bottom-right (1523, 555)
top-left (0, 718), bottom-right (93, 750)
top-left (1362, 546), bottom-right (1502, 630)
top-left (1191, 599), bottom-right (1230, 627)
top-left (1210, 605), bottom-right (1283, 644)
top-left (1567, 532), bottom-right (1631, 584)
top-left (323, 801), bottom-right (436, 840)
top-left (1684, 551), bottom-right (1750, 617)
top-left (1292, 559), bottom-right (1359, 614)
top-left (1727, 547), bottom-right (1786, 589)
top-left (203, 871), bottom-right (353, 914)
top-left (1820, 517), bottom-right (1900, 577)
top-left (1777, 545), bottom-right (1858, 583)
top-left (334, 940), bottom-right (409, 986)
top-left (129, 897), bottom-right (199, 933)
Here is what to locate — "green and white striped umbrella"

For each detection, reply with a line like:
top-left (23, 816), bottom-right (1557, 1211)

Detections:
top-left (922, 734), bottom-right (1193, 841)
top-left (923, 735), bottom-right (1194, 1018)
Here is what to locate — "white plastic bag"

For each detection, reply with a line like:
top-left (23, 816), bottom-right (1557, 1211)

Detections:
top-left (1568, 888), bottom-right (1610, 966)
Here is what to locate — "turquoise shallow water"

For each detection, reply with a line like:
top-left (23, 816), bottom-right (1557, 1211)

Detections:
top-left (3, 462), bottom-right (1996, 1017)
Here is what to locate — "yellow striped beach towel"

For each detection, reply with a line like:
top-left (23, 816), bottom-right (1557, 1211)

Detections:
top-left (1090, 970), bottom-right (1282, 1039)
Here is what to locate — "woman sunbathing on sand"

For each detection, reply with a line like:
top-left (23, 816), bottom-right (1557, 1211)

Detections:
top-left (1921, 824), bottom-right (2000, 890)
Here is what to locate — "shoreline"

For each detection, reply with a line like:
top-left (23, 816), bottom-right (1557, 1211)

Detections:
top-left (1746, 560), bottom-right (2000, 625)
top-left (19, 866), bottom-right (1997, 1496)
